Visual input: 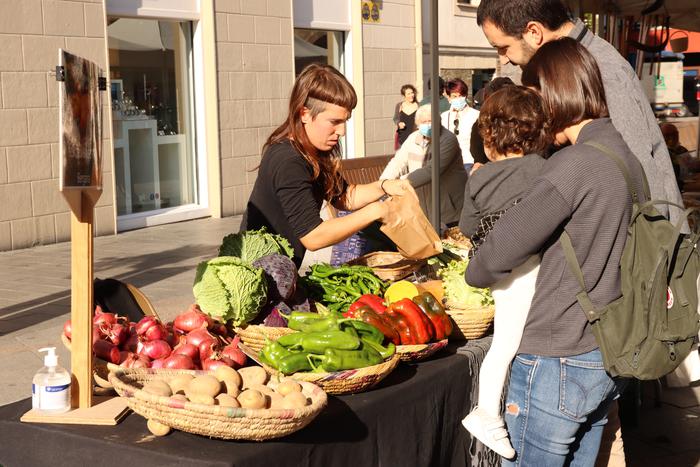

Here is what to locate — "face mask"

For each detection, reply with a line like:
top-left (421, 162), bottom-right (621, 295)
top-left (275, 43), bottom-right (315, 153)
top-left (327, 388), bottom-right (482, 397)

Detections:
top-left (451, 97), bottom-right (467, 111)
top-left (418, 123), bottom-right (432, 138)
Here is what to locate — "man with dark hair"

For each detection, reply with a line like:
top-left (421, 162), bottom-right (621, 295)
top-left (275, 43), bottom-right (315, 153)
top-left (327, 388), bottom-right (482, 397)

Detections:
top-left (476, 0), bottom-right (685, 229)
top-left (419, 76), bottom-right (450, 112)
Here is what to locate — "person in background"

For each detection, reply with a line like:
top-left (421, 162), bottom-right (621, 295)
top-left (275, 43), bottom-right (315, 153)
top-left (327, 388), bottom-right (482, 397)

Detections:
top-left (381, 104), bottom-right (467, 226)
top-left (459, 85), bottom-right (550, 460)
top-left (419, 76), bottom-right (451, 113)
top-left (469, 77), bottom-right (516, 172)
top-left (660, 122), bottom-right (692, 192)
top-left (467, 38), bottom-right (643, 466)
top-left (393, 84), bottom-right (419, 148)
top-left (441, 78), bottom-right (480, 172)
top-left (241, 64), bottom-right (414, 268)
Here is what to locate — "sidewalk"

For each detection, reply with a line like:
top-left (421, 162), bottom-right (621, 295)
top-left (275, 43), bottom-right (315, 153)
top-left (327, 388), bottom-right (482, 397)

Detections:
top-left (0, 217), bottom-right (699, 466)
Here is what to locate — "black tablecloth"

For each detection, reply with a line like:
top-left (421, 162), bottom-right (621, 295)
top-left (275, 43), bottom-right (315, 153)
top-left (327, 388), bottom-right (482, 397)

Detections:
top-left (0, 339), bottom-right (496, 467)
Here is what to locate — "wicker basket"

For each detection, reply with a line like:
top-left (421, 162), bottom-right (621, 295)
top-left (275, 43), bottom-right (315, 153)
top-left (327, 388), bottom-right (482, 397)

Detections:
top-left (235, 325), bottom-right (297, 353)
top-left (347, 251), bottom-right (425, 282)
top-left (263, 353), bottom-right (400, 395)
top-left (108, 368), bottom-right (327, 441)
top-left (396, 339), bottom-right (449, 362)
top-left (444, 303), bottom-right (495, 340)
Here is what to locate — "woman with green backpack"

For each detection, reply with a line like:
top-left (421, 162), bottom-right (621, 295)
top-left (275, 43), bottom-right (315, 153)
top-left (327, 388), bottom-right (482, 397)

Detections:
top-left (466, 37), bottom-right (648, 466)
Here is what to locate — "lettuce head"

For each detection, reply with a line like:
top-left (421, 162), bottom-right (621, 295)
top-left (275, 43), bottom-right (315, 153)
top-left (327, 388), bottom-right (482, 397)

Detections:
top-left (218, 227), bottom-right (293, 263)
top-left (437, 259), bottom-right (494, 307)
top-left (193, 256), bottom-right (268, 326)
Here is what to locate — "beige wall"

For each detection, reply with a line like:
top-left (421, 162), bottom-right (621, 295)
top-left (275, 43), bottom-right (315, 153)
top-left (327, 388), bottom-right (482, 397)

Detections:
top-left (362, 0), bottom-right (418, 157)
top-left (0, 0), bottom-right (114, 251)
top-left (214, 0), bottom-right (295, 217)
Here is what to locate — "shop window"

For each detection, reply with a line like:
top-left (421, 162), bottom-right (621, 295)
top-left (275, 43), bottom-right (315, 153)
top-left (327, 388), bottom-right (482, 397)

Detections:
top-left (108, 18), bottom-right (197, 216)
top-left (294, 29), bottom-right (345, 75)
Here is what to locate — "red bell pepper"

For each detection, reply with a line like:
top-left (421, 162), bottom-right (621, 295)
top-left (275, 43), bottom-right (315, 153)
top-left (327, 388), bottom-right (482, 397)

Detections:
top-left (384, 311), bottom-right (415, 345)
top-left (412, 292), bottom-right (453, 340)
top-left (344, 294), bottom-right (387, 318)
top-left (351, 306), bottom-right (401, 345)
top-left (387, 298), bottom-right (434, 345)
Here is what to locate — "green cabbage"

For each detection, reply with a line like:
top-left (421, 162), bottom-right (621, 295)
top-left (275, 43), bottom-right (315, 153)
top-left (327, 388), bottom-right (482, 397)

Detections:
top-left (193, 256), bottom-right (268, 326)
top-left (218, 227), bottom-right (294, 263)
top-left (437, 260), bottom-right (494, 307)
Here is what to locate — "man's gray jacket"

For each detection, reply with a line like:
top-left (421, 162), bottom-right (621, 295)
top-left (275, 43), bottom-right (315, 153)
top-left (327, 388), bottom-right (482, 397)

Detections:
top-left (569, 19), bottom-right (685, 227)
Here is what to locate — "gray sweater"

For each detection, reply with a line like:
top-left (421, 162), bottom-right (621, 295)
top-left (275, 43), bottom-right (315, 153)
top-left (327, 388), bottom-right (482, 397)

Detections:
top-left (569, 19), bottom-right (685, 228)
top-left (466, 119), bottom-right (647, 357)
top-left (459, 154), bottom-right (546, 237)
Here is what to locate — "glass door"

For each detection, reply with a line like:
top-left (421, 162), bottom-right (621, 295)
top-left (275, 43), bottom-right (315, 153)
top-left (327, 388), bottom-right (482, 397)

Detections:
top-left (108, 18), bottom-right (198, 221)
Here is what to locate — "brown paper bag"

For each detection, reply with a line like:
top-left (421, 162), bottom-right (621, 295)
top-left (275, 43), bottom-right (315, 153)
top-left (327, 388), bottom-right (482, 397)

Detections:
top-left (379, 193), bottom-right (443, 259)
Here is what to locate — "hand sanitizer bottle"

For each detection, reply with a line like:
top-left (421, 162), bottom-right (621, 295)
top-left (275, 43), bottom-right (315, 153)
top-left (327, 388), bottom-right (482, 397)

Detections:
top-left (32, 347), bottom-right (71, 413)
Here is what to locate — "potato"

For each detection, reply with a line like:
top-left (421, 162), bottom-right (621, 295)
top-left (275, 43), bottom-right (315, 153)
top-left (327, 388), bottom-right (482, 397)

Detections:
top-left (142, 380), bottom-right (172, 397)
top-left (276, 380), bottom-right (302, 396)
top-left (215, 393), bottom-right (240, 408)
top-left (239, 366), bottom-right (268, 388)
top-left (237, 389), bottom-right (266, 409)
top-left (188, 393), bottom-right (216, 405)
top-left (186, 375), bottom-right (221, 398)
top-left (168, 374), bottom-right (194, 395)
top-left (147, 419), bottom-right (171, 436)
top-left (248, 383), bottom-right (275, 396)
top-left (282, 391), bottom-right (309, 409)
top-left (214, 366), bottom-right (242, 394)
top-left (170, 394), bottom-right (188, 402)
top-left (267, 392), bottom-right (283, 409)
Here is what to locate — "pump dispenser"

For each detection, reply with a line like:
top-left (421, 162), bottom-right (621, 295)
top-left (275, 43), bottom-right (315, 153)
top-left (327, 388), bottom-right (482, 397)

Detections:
top-left (32, 347), bottom-right (71, 413)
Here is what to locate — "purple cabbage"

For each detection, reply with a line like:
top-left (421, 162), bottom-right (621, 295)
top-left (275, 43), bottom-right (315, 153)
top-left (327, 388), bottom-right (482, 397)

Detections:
top-left (251, 301), bottom-right (291, 327)
top-left (252, 254), bottom-right (298, 303)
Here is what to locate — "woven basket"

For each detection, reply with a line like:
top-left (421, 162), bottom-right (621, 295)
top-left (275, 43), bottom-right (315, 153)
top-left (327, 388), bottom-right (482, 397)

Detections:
top-left (444, 303), bottom-right (495, 340)
top-left (396, 338), bottom-right (449, 362)
top-left (347, 251), bottom-right (425, 282)
top-left (108, 368), bottom-right (327, 441)
top-left (235, 325), bottom-right (296, 353)
top-left (263, 353), bottom-right (400, 395)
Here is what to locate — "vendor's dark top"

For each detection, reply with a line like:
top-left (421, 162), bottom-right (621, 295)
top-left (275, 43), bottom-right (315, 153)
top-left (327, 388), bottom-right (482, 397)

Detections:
top-left (459, 154), bottom-right (545, 237)
top-left (241, 140), bottom-right (346, 267)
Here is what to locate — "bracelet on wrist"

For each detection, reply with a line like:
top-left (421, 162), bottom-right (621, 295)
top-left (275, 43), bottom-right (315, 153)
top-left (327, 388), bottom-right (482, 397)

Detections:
top-left (380, 179), bottom-right (388, 195)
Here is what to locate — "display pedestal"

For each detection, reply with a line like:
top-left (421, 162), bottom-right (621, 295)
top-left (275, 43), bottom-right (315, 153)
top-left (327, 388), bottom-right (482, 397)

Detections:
top-left (20, 396), bottom-right (130, 425)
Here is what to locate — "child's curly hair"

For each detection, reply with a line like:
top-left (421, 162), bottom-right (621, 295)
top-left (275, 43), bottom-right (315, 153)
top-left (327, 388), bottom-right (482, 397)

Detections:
top-left (478, 86), bottom-right (551, 157)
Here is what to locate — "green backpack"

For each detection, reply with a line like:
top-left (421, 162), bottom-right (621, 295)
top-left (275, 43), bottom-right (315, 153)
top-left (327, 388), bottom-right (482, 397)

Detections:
top-left (560, 141), bottom-right (700, 380)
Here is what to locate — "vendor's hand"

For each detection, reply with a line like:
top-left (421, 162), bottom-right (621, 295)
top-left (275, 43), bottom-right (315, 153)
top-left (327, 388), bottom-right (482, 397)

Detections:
top-left (398, 122), bottom-right (406, 130)
top-left (370, 199), bottom-right (397, 225)
top-left (381, 179), bottom-right (415, 198)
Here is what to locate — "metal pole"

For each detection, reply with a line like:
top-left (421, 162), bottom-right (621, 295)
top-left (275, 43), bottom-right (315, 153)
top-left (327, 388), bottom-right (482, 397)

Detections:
top-left (430, 0), bottom-right (441, 231)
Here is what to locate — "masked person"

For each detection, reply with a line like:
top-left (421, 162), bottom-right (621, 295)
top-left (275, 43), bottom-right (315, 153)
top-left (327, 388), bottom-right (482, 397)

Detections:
top-left (240, 64), bottom-right (414, 267)
top-left (381, 104), bottom-right (467, 227)
top-left (441, 78), bottom-right (480, 172)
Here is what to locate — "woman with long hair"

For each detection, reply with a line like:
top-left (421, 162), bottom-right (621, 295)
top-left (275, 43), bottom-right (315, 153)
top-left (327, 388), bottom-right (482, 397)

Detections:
top-left (466, 37), bottom-right (646, 465)
top-left (393, 84), bottom-right (418, 147)
top-left (241, 64), bottom-right (413, 267)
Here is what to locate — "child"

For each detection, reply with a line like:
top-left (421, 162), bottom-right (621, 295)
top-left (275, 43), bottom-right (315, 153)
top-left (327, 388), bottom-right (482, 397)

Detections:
top-left (458, 86), bottom-right (550, 459)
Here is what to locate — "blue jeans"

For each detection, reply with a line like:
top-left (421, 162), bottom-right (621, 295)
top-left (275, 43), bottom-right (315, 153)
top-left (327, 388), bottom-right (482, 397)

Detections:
top-left (502, 349), bottom-right (626, 467)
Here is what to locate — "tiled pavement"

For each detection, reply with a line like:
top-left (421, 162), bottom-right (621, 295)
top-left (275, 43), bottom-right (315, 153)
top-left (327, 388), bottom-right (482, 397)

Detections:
top-left (0, 216), bottom-right (698, 466)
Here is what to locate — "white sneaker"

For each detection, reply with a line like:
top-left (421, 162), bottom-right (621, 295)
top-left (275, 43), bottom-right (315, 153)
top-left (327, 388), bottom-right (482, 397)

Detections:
top-left (462, 406), bottom-right (516, 460)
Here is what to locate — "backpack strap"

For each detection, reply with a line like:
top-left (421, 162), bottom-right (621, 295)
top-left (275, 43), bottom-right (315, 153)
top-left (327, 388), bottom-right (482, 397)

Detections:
top-left (559, 230), bottom-right (602, 323)
top-left (583, 141), bottom-right (651, 202)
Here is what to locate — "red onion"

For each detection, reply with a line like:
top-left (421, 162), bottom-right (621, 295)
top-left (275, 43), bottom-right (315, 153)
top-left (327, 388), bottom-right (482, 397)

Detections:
top-left (173, 343), bottom-right (199, 361)
top-left (123, 332), bottom-right (140, 352)
top-left (138, 339), bottom-right (172, 360)
top-left (174, 306), bottom-right (212, 333)
top-left (93, 310), bottom-right (118, 327)
top-left (201, 355), bottom-right (234, 371)
top-left (221, 339), bottom-right (246, 369)
top-left (135, 316), bottom-right (158, 336)
top-left (163, 354), bottom-right (195, 370)
top-left (106, 323), bottom-right (129, 347)
top-left (63, 319), bottom-right (72, 340)
top-left (185, 328), bottom-right (216, 348)
top-left (118, 350), bottom-right (133, 364)
top-left (199, 340), bottom-right (218, 363)
top-left (210, 323), bottom-right (229, 337)
top-left (144, 323), bottom-right (168, 342)
top-left (93, 339), bottom-right (120, 364)
top-left (92, 324), bottom-right (105, 345)
top-left (132, 357), bottom-right (150, 369)
top-left (150, 358), bottom-right (166, 369)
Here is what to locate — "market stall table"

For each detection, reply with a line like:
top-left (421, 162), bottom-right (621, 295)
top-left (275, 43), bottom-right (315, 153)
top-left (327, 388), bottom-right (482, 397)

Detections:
top-left (0, 339), bottom-right (498, 467)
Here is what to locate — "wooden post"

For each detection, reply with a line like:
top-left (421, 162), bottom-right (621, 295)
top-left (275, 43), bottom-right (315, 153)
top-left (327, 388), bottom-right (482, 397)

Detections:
top-left (64, 189), bottom-right (100, 409)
